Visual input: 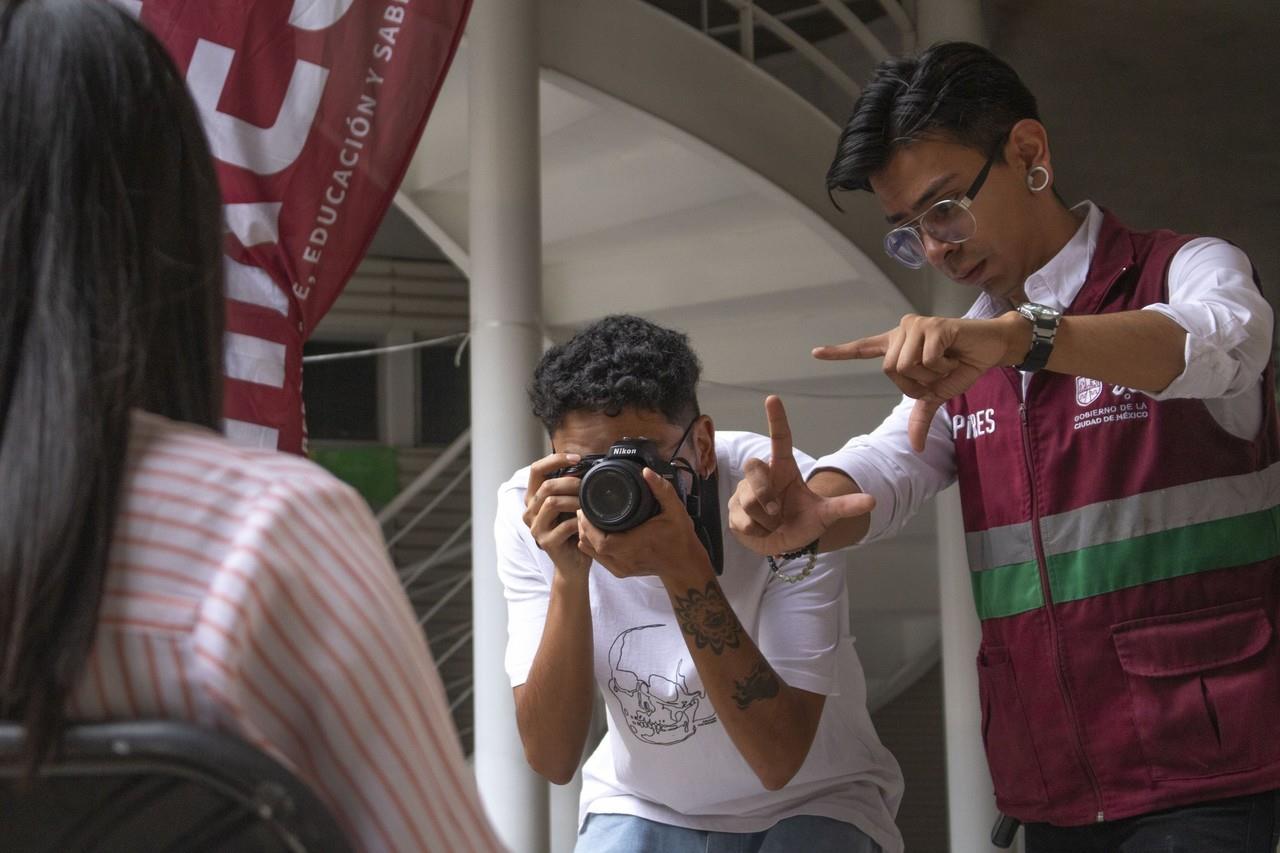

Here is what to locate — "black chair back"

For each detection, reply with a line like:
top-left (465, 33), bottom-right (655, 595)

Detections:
top-left (0, 720), bottom-right (353, 853)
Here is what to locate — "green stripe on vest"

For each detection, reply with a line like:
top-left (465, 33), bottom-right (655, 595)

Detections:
top-left (971, 560), bottom-right (1043, 619)
top-left (1048, 505), bottom-right (1280, 603)
top-left (971, 506), bottom-right (1280, 620)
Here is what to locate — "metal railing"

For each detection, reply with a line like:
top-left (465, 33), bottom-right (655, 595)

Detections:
top-left (652, 0), bottom-right (915, 112)
top-left (376, 428), bottom-right (471, 526)
top-left (378, 430), bottom-right (476, 750)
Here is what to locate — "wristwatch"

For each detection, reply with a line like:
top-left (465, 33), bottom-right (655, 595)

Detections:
top-left (1013, 302), bottom-right (1062, 372)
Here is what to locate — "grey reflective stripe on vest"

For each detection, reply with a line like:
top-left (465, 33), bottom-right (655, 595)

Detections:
top-left (967, 460), bottom-right (1280, 574)
top-left (966, 523), bottom-right (1034, 574)
top-left (967, 462), bottom-right (1280, 619)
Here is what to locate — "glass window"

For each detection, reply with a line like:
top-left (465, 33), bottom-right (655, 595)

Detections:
top-left (303, 340), bottom-right (380, 441)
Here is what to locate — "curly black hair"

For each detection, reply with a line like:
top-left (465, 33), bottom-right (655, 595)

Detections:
top-left (529, 315), bottom-right (702, 433)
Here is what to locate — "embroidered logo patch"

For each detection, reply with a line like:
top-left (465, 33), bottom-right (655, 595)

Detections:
top-left (1075, 377), bottom-right (1104, 407)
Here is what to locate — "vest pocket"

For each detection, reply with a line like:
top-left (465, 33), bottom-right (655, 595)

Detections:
top-left (977, 644), bottom-right (1049, 805)
top-left (1112, 598), bottom-right (1280, 781)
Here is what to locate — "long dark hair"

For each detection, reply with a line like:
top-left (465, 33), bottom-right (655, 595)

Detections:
top-left (0, 0), bottom-right (224, 768)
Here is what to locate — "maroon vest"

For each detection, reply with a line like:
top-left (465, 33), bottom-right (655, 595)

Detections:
top-left (949, 210), bottom-right (1280, 825)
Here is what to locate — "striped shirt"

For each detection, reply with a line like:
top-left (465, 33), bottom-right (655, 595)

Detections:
top-left (67, 410), bottom-right (504, 853)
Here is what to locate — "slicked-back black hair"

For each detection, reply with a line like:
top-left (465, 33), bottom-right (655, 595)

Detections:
top-left (530, 315), bottom-right (701, 433)
top-left (827, 41), bottom-right (1040, 194)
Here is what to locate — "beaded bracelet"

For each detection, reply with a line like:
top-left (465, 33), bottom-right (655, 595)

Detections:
top-left (766, 538), bottom-right (820, 583)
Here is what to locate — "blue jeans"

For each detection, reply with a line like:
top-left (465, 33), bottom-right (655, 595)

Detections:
top-left (1023, 791), bottom-right (1280, 853)
top-left (574, 813), bottom-right (883, 853)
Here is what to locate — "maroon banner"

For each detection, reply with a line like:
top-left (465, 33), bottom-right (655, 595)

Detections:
top-left (119, 0), bottom-right (471, 452)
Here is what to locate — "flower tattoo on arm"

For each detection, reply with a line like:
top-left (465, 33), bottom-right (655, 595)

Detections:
top-left (673, 581), bottom-right (744, 654)
top-left (733, 661), bottom-right (781, 710)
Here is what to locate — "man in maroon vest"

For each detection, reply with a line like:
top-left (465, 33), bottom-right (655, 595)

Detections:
top-left (728, 41), bottom-right (1280, 851)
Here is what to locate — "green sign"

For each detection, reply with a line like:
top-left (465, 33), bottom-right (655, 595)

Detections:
top-left (309, 445), bottom-right (400, 510)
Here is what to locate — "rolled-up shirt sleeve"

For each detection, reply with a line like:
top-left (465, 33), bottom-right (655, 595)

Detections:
top-left (1141, 237), bottom-right (1272, 401)
top-left (813, 395), bottom-right (957, 545)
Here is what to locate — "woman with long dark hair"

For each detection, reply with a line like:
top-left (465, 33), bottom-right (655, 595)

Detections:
top-left (0, 3), bottom-right (502, 850)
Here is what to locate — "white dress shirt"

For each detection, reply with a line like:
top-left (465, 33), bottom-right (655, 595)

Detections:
top-left (817, 202), bottom-right (1273, 545)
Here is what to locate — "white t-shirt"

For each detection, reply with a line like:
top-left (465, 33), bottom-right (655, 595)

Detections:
top-left (495, 431), bottom-right (904, 853)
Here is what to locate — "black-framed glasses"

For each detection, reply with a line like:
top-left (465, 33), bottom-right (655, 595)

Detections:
top-left (883, 144), bottom-right (1001, 269)
top-left (666, 415), bottom-right (699, 465)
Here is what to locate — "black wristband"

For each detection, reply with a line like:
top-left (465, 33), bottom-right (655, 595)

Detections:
top-left (776, 538), bottom-right (819, 561)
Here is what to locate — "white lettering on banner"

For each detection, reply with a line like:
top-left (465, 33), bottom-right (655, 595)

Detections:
top-left (288, 0), bottom-right (356, 31)
top-left (224, 257), bottom-right (290, 316)
top-left (222, 418), bottom-right (281, 449)
top-left (223, 202), bottom-right (283, 247)
top-left (952, 408), bottom-right (997, 440)
top-left (224, 332), bottom-right (287, 388)
top-left (135, 0), bottom-right (469, 453)
top-left (373, 0), bottom-right (410, 62)
top-left (297, 36), bottom-right (400, 299)
top-left (187, 40), bottom-right (330, 176)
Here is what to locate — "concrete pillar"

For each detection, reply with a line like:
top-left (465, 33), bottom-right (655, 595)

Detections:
top-left (935, 481), bottom-right (1000, 853)
top-left (379, 329), bottom-right (417, 447)
top-left (931, 270), bottom-right (1000, 853)
top-left (549, 769), bottom-right (584, 853)
top-left (467, 0), bottom-right (550, 849)
top-left (914, 3), bottom-right (1007, 849)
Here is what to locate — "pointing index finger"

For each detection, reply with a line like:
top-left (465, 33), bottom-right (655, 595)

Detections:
top-left (765, 395), bottom-right (794, 467)
top-left (813, 331), bottom-right (891, 361)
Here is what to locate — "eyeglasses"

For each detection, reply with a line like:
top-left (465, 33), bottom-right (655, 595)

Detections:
top-left (883, 144), bottom-right (1001, 269)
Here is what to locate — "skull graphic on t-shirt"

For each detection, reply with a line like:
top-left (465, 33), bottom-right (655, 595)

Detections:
top-left (607, 624), bottom-right (718, 745)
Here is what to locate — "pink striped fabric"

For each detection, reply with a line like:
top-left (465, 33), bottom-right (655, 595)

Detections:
top-left (68, 410), bottom-right (505, 853)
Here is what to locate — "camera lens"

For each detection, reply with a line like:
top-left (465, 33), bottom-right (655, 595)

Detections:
top-left (582, 467), bottom-right (639, 527)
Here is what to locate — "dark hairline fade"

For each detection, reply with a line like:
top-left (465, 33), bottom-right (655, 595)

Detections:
top-left (826, 41), bottom-right (1040, 197)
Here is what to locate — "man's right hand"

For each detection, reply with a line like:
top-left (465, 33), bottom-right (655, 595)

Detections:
top-left (523, 453), bottom-right (592, 576)
top-left (728, 396), bottom-right (876, 557)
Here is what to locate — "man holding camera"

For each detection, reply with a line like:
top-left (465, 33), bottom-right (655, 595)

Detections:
top-left (494, 315), bottom-right (903, 852)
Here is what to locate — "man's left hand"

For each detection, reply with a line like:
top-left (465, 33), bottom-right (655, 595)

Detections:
top-left (815, 312), bottom-right (1027, 452)
top-left (577, 467), bottom-right (713, 586)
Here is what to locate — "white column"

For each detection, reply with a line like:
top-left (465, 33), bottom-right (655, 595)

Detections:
top-left (936, 481), bottom-right (1000, 853)
top-left (932, 270), bottom-right (999, 853)
top-left (911, 0), bottom-right (1009, 844)
top-left (468, 0), bottom-right (550, 850)
top-left (379, 329), bottom-right (417, 447)
top-left (549, 770), bottom-right (584, 853)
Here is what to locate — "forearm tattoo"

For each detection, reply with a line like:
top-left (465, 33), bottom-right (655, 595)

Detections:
top-left (733, 661), bottom-right (781, 710)
top-left (673, 581), bottom-right (743, 655)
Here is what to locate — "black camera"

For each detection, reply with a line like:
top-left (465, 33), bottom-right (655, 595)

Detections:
top-left (556, 438), bottom-right (685, 532)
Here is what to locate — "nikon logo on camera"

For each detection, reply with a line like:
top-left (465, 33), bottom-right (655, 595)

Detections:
top-left (614, 448), bottom-right (638, 455)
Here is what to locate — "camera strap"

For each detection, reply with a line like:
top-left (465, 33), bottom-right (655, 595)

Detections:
top-left (688, 470), bottom-right (725, 575)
